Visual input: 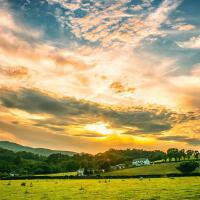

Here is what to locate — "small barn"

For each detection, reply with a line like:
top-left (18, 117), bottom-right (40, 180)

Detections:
top-left (111, 164), bottom-right (126, 170)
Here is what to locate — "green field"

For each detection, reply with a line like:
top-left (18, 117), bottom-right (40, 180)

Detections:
top-left (35, 172), bottom-right (77, 177)
top-left (104, 162), bottom-right (200, 176)
top-left (0, 177), bottom-right (200, 200)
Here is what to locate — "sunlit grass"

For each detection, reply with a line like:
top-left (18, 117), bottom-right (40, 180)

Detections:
top-left (34, 172), bottom-right (77, 176)
top-left (1, 177), bottom-right (200, 200)
top-left (104, 162), bottom-right (200, 176)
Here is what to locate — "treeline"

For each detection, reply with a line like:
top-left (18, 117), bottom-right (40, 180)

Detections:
top-left (165, 148), bottom-right (199, 162)
top-left (0, 147), bottom-right (199, 177)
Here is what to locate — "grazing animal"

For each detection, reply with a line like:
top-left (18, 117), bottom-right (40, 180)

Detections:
top-left (21, 182), bottom-right (26, 186)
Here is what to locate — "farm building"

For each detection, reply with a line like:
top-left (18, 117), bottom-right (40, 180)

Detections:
top-left (77, 168), bottom-right (84, 176)
top-left (132, 158), bottom-right (150, 167)
top-left (111, 164), bottom-right (126, 170)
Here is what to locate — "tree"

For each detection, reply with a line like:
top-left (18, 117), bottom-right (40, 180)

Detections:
top-left (14, 155), bottom-right (22, 165)
top-left (163, 153), bottom-right (167, 162)
top-left (180, 149), bottom-right (186, 160)
top-left (47, 153), bottom-right (69, 164)
top-left (64, 160), bottom-right (80, 171)
top-left (176, 161), bottom-right (199, 173)
top-left (194, 151), bottom-right (199, 161)
top-left (167, 148), bottom-right (179, 162)
top-left (177, 151), bottom-right (182, 161)
top-left (186, 150), bottom-right (194, 160)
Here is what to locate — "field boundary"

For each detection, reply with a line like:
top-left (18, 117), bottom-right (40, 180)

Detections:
top-left (1, 173), bottom-right (200, 180)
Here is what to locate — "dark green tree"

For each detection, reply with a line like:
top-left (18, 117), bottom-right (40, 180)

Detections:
top-left (186, 150), bottom-right (194, 160)
top-left (194, 151), bottom-right (199, 161)
top-left (176, 161), bottom-right (199, 173)
top-left (167, 148), bottom-right (179, 162)
top-left (14, 155), bottom-right (22, 165)
top-left (180, 149), bottom-right (186, 160)
top-left (163, 153), bottom-right (167, 162)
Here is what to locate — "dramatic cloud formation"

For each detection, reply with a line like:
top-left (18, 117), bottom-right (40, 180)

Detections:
top-left (0, 0), bottom-right (199, 152)
top-left (0, 87), bottom-right (199, 151)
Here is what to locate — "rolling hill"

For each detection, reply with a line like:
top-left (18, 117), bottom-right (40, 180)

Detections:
top-left (104, 162), bottom-right (200, 176)
top-left (0, 141), bottom-right (76, 156)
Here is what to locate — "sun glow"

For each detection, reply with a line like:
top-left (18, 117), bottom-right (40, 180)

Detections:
top-left (85, 122), bottom-right (114, 135)
top-left (10, 109), bottom-right (47, 120)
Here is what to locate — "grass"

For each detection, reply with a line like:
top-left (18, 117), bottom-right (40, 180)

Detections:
top-left (35, 172), bottom-right (77, 177)
top-left (104, 162), bottom-right (200, 176)
top-left (0, 177), bottom-right (200, 200)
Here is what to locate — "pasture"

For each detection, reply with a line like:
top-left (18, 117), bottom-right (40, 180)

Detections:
top-left (0, 177), bottom-right (200, 200)
top-left (104, 162), bottom-right (200, 176)
top-left (35, 172), bottom-right (77, 177)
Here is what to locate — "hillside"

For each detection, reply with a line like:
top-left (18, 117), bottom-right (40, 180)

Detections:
top-left (0, 141), bottom-right (76, 156)
top-left (104, 162), bottom-right (200, 176)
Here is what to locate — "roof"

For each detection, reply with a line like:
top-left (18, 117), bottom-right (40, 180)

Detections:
top-left (132, 158), bottom-right (149, 162)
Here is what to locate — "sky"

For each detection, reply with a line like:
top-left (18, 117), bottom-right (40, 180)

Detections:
top-left (0, 0), bottom-right (200, 153)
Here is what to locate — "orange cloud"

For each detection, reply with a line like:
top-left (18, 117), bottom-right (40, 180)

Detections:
top-left (176, 24), bottom-right (196, 31)
top-left (110, 81), bottom-right (136, 94)
top-left (0, 65), bottom-right (29, 79)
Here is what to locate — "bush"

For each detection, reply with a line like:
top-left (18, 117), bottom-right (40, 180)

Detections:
top-left (176, 161), bottom-right (199, 173)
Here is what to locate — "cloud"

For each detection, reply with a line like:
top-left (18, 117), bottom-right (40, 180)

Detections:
top-left (0, 6), bottom-right (43, 39)
top-left (168, 75), bottom-right (200, 109)
top-left (0, 119), bottom-right (157, 153)
top-left (177, 35), bottom-right (200, 49)
top-left (1, 13), bottom-right (199, 112)
top-left (0, 0), bottom-right (190, 112)
top-left (50, 54), bottom-right (95, 70)
top-left (132, 5), bottom-right (143, 11)
top-left (47, 0), bottom-right (182, 48)
top-left (172, 24), bottom-right (196, 31)
top-left (0, 87), bottom-right (198, 136)
top-left (192, 64), bottom-right (200, 76)
top-left (0, 0), bottom-right (199, 152)
top-left (110, 81), bottom-right (135, 94)
top-left (0, 65), bottom-right (29, 79)
top-left (0, 120), bottom-right (103, 153)
top-left (0, 88), bottom-right (100, 117)
top-left (159, 135), bottom-right (200, 146)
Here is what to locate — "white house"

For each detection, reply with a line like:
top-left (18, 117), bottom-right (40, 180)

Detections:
top-left (132, 158), bottom-right (150, 167)
top-left (77, 168), bottom-right (84, 176)
top-left (9, 172), bottom-right (19, 177)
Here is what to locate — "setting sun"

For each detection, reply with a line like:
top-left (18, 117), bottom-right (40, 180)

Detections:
top-left (85, 122), bottom-right (114, 135)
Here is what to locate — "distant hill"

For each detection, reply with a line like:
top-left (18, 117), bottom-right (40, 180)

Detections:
top-left (0, 141), bottom-right (76, 156)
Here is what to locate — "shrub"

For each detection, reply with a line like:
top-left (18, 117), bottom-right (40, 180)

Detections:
top-left (176, 161), bottom-right (199, 173)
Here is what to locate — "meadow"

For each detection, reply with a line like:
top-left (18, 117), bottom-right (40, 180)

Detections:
top-left (35, 172), bottom-right (77, 177)
top-left (0, 177), bottom-right (200, 200)
top-left (104, 162), bottom-right (200, 176)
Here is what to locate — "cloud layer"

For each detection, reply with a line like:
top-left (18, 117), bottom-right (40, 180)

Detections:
top-left (0, 87), bottom-right (199, 148)
top-left (0, 0), bottom-right (199, 152)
